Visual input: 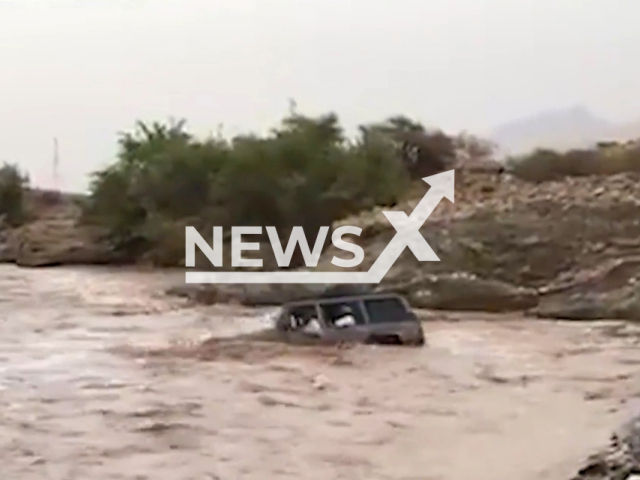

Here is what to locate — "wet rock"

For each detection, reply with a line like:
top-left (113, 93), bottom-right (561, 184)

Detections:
top-left (535, 286), bottom-right (640, 321)
top-left (534, 295), bottom-right (610, 320)
top-left (570, 414), bottom-right (640, 480)
top-left (379, 272), bottom-right (539, 312)
top-left (535, 257), bottom-right (640, 320)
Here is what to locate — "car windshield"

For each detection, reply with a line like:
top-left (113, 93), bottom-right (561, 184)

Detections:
top-left (363, 296), bottom-right (414, 324)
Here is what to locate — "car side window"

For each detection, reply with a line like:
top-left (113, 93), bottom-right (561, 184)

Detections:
top-left (364, 297), bottom-right (413, 324)
top-left (319, 301), bottom-right (366, 328)
top-left (286, 305), bottom-right (320, 332)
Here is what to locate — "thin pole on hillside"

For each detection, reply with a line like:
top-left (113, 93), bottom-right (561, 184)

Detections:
top-left (53, 137), bottom-right (59, 191)
top-left (288, 98), bottom-right (297, 116)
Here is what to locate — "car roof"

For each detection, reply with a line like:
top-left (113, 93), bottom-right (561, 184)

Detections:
top-left (282, 292), bottom-right (407, 309)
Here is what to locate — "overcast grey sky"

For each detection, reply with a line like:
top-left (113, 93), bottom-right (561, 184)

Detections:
top-left (0, 0), bottom-right (637, 191)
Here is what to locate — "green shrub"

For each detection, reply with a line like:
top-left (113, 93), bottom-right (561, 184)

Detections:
top-left (0, 162), bottom-right (29, 227)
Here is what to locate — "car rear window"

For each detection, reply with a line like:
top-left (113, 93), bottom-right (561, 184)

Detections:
top-left (364, 297), bottom-right (413, 324)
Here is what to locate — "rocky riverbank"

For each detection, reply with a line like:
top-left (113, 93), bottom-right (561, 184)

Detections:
top-left (169, 172), bottom-right (640, 320)
top-left (7, 172), bottom-right (640, 320)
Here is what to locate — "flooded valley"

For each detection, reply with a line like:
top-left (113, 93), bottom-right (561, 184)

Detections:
top-left (1, 265), bottom-right (639, 480)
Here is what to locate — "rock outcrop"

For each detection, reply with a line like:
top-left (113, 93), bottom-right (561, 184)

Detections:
top-left (0, 190), bottom-right (116, 267)
top-left (168, 172), bottom-right (640, 314)
top-left (328, 172), bottom-right (640, 287)
top-left (570, 414), bottom-right (640, 480)
top-left (13, 220), bottom-right (114, 267)
top-left (534, 257), bottom-right (640, 320)
top-left (378, 272), bottom-right (538, 312)
top-left (11, 173), bottom-right (640, 317)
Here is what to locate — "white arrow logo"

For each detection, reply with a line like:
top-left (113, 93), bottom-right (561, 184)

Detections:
top-left (186, 169), bottom-right (455, 284)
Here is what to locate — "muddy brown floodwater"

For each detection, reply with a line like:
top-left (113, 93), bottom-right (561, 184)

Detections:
top-left (2, 265), bottom-right (640, 480)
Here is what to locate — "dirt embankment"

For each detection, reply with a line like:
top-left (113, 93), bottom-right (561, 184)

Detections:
top-left (173, 172), bottom-right (640, 320)
top-left (0, 189), bottom-right (115, 267)
top-left (7, 173), bottom-right (640, 320)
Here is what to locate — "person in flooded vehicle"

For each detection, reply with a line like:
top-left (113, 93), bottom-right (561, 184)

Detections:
top-left (333, 304), bottom-right (356, 328)
top-left (301, 312), bottom-right (322, 336)
top-left (302, 317), bottom-right (322, 335)
top-left (282, 306), bottom-right (322, 336)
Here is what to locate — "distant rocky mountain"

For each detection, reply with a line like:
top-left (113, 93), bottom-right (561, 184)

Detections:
top-left (489, 105), bottom-right (640, 155)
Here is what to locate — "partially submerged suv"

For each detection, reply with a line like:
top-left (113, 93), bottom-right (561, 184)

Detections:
top-left (274, 292), bottom-right (425, 346)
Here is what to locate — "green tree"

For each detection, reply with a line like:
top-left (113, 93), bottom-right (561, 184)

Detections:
top-left (0, 162), bottom-right (29, 227)
top-left (83, 111), bottom-right (414, 266)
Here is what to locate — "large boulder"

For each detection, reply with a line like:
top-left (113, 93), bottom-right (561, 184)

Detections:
top-left (0, 191), bottom-right (118, 267)
top-left (10, 219), bottom-right (115, 267)
top-left (378, 272), bottom-right (539, 312)
top-left (534, 257), bottom-right (640, 320)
